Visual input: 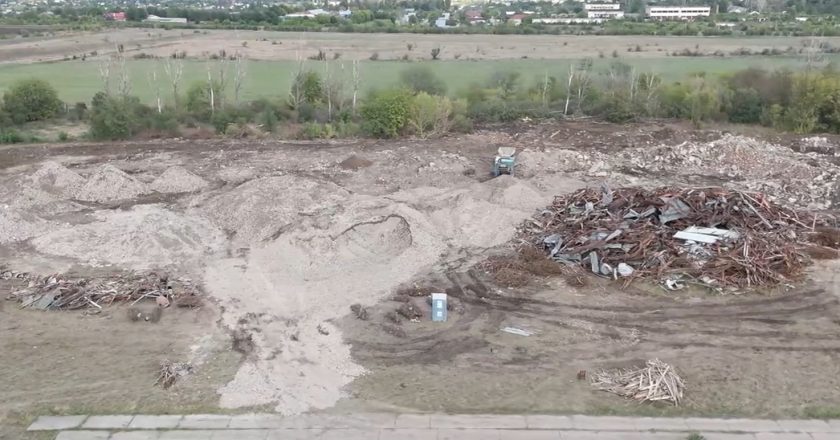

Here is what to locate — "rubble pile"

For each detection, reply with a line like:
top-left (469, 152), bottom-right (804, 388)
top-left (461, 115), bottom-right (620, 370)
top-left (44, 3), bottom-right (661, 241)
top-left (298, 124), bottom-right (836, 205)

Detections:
top-left (525, 186), bottom-right (837, 290)
top-left (75, 164), bottom-right (149, 202)
top-left (7, 271), bottom-right (200, 310)
top-left (618, 135), bottom-right (840, 209)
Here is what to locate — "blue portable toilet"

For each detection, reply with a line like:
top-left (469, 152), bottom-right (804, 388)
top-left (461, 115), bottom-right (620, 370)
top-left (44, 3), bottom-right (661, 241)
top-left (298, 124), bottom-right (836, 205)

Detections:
top-left (431, 293), bottom-right (447, 322)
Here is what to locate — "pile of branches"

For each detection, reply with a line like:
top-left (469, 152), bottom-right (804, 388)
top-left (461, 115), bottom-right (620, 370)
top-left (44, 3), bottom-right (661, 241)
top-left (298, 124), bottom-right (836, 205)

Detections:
top-left (7, 271), bottom-right (198, 310)
top-left (156, 359), bottom-right (192, 389)
top-left (591, 359), bottom-right (685, 406)
top-left (522, 186), bottom-right (837, 289)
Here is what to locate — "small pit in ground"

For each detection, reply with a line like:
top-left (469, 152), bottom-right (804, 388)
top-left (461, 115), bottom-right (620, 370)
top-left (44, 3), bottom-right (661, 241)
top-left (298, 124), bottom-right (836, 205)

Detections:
top-left (339, 155), bottom-right (373, 171)
top-left (335, 215), bottom-right (412, 260)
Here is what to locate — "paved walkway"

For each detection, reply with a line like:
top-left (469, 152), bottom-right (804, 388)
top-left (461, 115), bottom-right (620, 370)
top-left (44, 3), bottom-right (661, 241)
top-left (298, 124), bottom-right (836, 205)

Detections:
top-left (27, 413), bottom-right (840, 439)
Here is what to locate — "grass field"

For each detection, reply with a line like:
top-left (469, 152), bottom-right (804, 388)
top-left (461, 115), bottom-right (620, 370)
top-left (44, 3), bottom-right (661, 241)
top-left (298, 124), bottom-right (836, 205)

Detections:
top-left (0, 56), bottom-right (835, 105)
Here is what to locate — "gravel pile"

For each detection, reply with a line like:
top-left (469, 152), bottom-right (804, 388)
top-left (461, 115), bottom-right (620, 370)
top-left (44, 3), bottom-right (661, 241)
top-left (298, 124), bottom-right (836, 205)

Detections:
top-left (150, 166), bottom-right (209, 194)
top-left (28, 161), bottom-right (85, 197)
top-left (75, 164), bottom-right (149, 203)
top-left (0, 207), bottom-right (49, 244)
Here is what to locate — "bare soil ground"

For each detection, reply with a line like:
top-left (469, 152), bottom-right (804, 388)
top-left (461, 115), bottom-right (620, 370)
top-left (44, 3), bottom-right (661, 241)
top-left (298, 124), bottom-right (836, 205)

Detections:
top-left (2, 29), bottom-right (839, 63)
top-left (2, 121), bottom-right (840, 436)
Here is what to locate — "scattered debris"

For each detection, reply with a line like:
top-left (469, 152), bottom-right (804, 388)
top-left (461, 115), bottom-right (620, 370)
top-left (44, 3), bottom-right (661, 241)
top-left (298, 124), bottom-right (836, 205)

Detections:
top-left (156, 359), bottom-right (193, 389)
top-left (384, 311), bottom-right (402, 324)
top-left (577, 370), bottom-right (587, 381)
top-left (127, 306), bottom-right (162, 323)
top-left (526, 186), bottom-right (838, 290)
top-left (232, 328), bottom-right (255, 355)
top-left (173, 294), bottom-right (204, 308)
top-left (10, 271), bottom-right (199, 310)
top-left (317, 324), bottom-right (330, 335)
top-left (339, 155), bottom-right (373, 171)
top-left (501, 326), bottom-right (534, 337)
top-left (396, 301), bottom-right (423, 320)
top-left (591, 359), bottom-right (685, 406)
top-left (350, 303), bottom-right (369, 320)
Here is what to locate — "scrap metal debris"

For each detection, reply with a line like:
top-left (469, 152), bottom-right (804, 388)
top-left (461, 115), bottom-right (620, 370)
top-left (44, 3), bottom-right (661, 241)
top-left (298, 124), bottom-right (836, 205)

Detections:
top-left (591, 359), bottom-right (685, 406)
top-left (7, 271), bottom-right (199, 310)
top-left (525, 186), bottom-right (838, 290)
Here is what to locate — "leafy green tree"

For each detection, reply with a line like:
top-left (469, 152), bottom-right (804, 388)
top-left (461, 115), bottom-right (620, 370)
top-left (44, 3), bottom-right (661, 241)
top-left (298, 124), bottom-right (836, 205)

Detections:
top-left (399, 66), bottom-right (447, 96)
top-left (360, 89), bottom-right (412, 138)
top-left (3, 79), bottom-right (62, 124)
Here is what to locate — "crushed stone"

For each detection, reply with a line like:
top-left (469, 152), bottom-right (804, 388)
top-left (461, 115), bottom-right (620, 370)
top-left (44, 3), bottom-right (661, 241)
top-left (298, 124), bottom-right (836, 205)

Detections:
top-left (0, 207), bottom-right (51, 244)
top-left (150, 166), bottom-right (209, 193)
top-left (75, 164), bottom-right (149, 203)
top-left (27, 161), bottom-right (85, 198)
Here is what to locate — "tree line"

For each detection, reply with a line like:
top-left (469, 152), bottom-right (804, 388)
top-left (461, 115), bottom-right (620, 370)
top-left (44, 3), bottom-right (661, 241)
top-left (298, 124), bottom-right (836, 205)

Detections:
top-left (3, 57), bottom-right (840, 144)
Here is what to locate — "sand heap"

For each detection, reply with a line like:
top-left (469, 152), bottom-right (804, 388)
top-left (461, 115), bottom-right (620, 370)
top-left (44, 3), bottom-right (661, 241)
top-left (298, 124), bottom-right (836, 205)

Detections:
top-left (27, 161), bottom-right (85, 198)
top-left (199, 175), bottom-right (351, 244)
top-left (31, 204), bottom-right (225, 268)
top-left (204, 175), bottom-right (570, 415)
top-left (75, 164), bottom-right (149, 203)
top-left (151, 166), bottom-right (209, 194)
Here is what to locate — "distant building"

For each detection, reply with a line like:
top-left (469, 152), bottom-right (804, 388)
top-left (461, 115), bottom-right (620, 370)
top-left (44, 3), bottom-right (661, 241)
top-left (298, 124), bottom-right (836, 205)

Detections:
top-left (508, 13), bottom-right (527, 25)
top-left (585, 3), bottom-right (623, 19)
top-left (647, 6), bottom-right (711, 20)
top-left (400, 8), bottom-right (416, 24)
top-left (465, 9), bottom-right (485, 24)
top-left (144, 15), bottom-right (187, 24)
top-left (338, 9), bottom-right (351, 18)
top-left (435, 12), bottom-right (450, 28)
top-left (103, 11), bottom-right (126, 21)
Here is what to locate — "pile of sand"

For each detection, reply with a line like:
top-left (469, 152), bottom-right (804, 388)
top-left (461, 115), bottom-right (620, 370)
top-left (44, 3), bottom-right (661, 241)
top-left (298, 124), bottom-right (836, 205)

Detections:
top-left (150, 166), bottom-right (209, 194)
top-left (0, 208), bottom-right (50, 244)
top-left (27, 161), bottom-right (86, 198)
top-left (31, 204), bottom-right (225, 268)
top-left (199, 175), bottom-right (350, 244)
top-left (75, 164), bottom-right (149, 203)
top-left (205, 175), bottom-right (566, 415)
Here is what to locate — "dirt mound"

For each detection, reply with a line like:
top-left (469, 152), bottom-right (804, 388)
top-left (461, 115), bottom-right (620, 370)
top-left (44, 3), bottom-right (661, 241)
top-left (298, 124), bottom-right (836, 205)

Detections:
top-left (150, 166), bottom-right (209, 193)
top-left (75, 164), bottom-right (149, 203)
top-left (200, 175), bottom-right (350, 243)
top-left (27, 161), bottom-right (85, 197)
top-left (339, 155), bottom-right (373, 171)
top-left (0, 208), bottom-right (49, 244)
top-left (335, 215), bottom-right (412, 260)
top-left (30, 204), bottom-right (225, 268)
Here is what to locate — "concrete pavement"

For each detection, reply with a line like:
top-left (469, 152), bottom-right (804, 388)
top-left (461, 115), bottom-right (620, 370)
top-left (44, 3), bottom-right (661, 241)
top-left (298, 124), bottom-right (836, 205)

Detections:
top-left (26, 413), bottom-right (840, 439)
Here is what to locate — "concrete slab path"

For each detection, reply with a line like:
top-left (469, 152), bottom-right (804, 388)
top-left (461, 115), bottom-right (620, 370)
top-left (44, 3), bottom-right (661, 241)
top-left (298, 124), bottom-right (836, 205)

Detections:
top-left (25, 413), bottom-right (840, 439)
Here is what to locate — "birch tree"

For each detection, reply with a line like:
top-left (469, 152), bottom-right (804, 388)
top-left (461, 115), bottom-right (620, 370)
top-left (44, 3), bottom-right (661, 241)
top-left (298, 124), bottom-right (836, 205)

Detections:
top-left (163, 58), bottom-right (183, 108)
top-left (233, 52), bottom-right (247, 106)
top-left (148, 65), bottom-right (162, 113)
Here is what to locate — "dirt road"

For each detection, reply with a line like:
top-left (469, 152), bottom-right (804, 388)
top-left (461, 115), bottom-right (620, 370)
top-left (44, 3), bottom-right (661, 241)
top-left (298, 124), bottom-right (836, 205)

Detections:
top-left (2, 121), bottom-right (840, 437)
top-left (2, 29), bottom-right (839, 63)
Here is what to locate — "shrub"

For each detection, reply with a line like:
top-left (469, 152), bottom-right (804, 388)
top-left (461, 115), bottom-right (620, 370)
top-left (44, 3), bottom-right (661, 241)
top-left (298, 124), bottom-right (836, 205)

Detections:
top-left (726, 87), bottom-right (763, 124)
top-left (399, 65), bottom-right (447, 96)
top-left (3, 79), bottom-right (62, 124)
top-left (0, 129), bottom-right (24, 144)
top-left (210, 107), bottom-right (249, 134)
top-left (360, 89), bottom-right (412, 138)
top-left (290, 71), bottom-right (324, 107)
top-left (57, 131), bottom-right (69, 141)
top-left (600, 93), bottom-right (636, 123)
top-left (89, 93), bottom-right (178, 140)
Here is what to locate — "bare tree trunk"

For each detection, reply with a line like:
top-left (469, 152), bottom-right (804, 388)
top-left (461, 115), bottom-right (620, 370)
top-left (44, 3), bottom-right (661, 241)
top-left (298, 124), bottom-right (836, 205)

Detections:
top-left (352, 59), bottom-right (360, 115)
top-left (98, 58), bottom-right (112, 95)
top-left (540, 71), bottom-right (550, 109)
top-left (324, 58), bottom-right (332, 121)
top-left (148, 66), bottom-right (162, 113)
top-left (564, 65), bottom-right (574, 116)
top-left (233, 52), bottom-right (247, 106)
top-left (206, 66), bottom-right (215, 115)
top-left (163, 58), bottom-right (183, 109)
top-left (216, 58), bottom-right (229, 109)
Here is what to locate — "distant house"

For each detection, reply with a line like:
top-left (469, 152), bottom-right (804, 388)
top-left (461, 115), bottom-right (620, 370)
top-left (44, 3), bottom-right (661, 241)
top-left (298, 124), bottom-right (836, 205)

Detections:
top-left (585, 3), bottom-right (624, 20)
top-left (435, 12), bottom-right (451, 28)
top-left (728, 6), bottom-right (748, 14)
top-left (144, 15), bottom-right (187, 24)
top-left (103, 11), bottom-right (127, 21)
top-left (465, 9), bottom-right (485, 24)
top-left (338, 9), bottom-right (352, 18)
top-left (285, 12), bottom-right (316, 19)
top-left (508, 13), bottom-right (526, 25)
top-left (647, 6), bottom-right (711, 20)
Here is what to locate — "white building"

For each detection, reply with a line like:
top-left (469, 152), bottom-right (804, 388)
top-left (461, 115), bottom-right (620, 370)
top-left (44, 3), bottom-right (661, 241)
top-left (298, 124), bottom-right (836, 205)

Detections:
top-left (144, 15), bottom-right (187, 24)
top-left (647, 6), bottom-right (711, 20)
top-left (585, 3), bottom-right (623, 19)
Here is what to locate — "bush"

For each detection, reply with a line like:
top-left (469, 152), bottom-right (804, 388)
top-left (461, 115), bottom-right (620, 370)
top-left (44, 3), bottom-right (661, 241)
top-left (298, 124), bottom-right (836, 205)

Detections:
top-left (600, 93), bottom-right (636, 123)
top-left (399, 66), bottom-right (447, 96)
top-left (89, 93), bottom-right (178, 140)
top-left (57, 131), bottom-right (69, 141)
top-left (3, 79), bottom-right (62, 124)
top-left (726, 88), bottom-right (763, 124)
top-left (360, 89), bottom-right (412, 138)
top-left (0, 129), bottom-right (25, 144)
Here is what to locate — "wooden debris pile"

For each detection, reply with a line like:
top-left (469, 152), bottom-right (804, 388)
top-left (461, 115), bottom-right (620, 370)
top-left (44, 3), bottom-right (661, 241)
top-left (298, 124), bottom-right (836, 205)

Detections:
top-left (6, 271), bottom-right (200, 310)
top-left (591, 359), bottom-right (685, 406)
top-left (156, 359), bottom-right (193, 389)
top-left (524, 186), bottom-right (838, 289)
